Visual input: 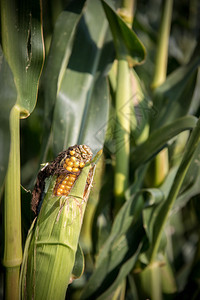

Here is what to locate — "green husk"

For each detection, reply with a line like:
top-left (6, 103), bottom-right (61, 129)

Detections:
top-left (20, 158), bottom-right (97, 299)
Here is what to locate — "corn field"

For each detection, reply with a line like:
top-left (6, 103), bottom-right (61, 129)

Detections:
top-left (0, 0), bottom-right (200, 299)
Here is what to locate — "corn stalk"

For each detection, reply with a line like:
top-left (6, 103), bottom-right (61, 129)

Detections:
top-left (3, 105), bottom-right (22, 300)
top-left (150, 0), bottom-right (173, 187)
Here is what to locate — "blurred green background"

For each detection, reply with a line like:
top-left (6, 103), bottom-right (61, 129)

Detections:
top-left (1, 0), bottom-right (200, 299)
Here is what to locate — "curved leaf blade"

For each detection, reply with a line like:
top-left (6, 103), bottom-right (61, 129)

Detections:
top-left (101, 0), bottom-right (146, 66)
top-left (97, 242), bottom-right (143, 300)
top-left (148, 117), bottom-right (200, 262)
top-left (42, 0), bottom-right (87, 154)
top-left (173, 142), bottom-right (200, 212)
top-left (53, 72), bottom-right (110, 155)
top-left (1, 0), bottom-right (44, 117)
top-left (52, 0), bottom-right (114, 156)
top-left (81, 192), bottom-right (145, 299)
top-left (151, 51), bottom-right (200, 128)
top-left (132, 115), bottom-right (197, 169)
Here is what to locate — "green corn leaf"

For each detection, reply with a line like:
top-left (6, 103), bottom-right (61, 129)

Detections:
top-left (148, 117), bottom-right (200, 262)
top-left (41, 0), bottom-right (87, 158)
top-left (132, 115), bottom-right (197, 169)
top-left (142, 147), bottom-right (200, 260)
top-left (151, 46), bottom-right (200, 128)
top-left (81, 191), bottom-right (145, 299)
top-left (101, 0), bottom-right (146, 66)
top-left (0, 46), bottom-right (17, 189)
top-left (53, 72), bottom-right (110, 156)
top-left (149, 144), bottom-right (200, 218)
top-left (50, 0), bottom-right (113, 157)
top-left (96, 242), bottom-right (143, 300)
top-left (1, 0), bottom-right (44, 118)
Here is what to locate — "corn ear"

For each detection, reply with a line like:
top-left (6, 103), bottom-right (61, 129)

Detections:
top-left (20, 155), bottom-right (97, 299)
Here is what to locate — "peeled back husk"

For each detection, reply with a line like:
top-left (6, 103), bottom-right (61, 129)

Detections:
top-left (20, 162), bottom-right (96, 300)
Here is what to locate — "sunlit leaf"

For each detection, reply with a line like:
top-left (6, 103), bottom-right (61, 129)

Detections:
top-left (132, 116), bottom-right (197, 169)
top-left (174, 142), bottom-right (200, 212)
top-left (148, 117), bottom-right (200, 262)
top-left (41, 0), bottom-right (87, 158)
top-left (1, 0), bottom-right (44, 118)
top-left (51, 0), bottom-right (114, 156)
top-left (101, 0), bottom-right (146, 66)
top-left (82, 191), bottom-right (145, 299)
top-left (151, 48), bottom-right (200, 128)
top-left (97, 243), bottom-right (143, 300)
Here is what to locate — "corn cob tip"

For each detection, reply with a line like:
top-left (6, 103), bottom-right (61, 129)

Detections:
top-left (54, 145), bottom-right (93, 197)
top-left (31, 145), bottom-right (93, 215)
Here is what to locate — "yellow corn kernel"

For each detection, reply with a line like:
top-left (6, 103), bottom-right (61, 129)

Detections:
top-left (62, 178), bottom-right (68, 185)
top-left (70, 156), bottom-right (76, 162)
top-left (68, 176), bottom-right (76, 182)
top-left (66, 161), bottom-right (73, 167)
top-left (70, 174), bottom-right (76, 178)
top-left (54, 145), bottom-right (93, 197)
top-left (66, 166), bottom-right (72, 172)
top-left (65, 185), bottom-right (71, 190)
top-left (73, 161), bottom-right (79, 168)
top-left (80, 162), bottom-right (85, 168)
top-left (70, 150), bottom-right (75, 156)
